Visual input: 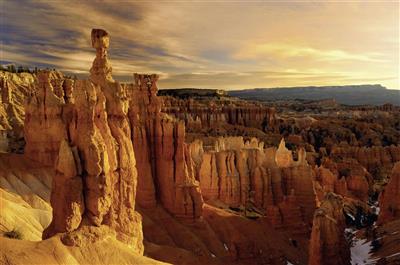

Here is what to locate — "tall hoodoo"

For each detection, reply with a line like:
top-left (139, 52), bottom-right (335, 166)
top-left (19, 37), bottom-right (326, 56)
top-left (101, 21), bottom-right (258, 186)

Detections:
top-left (31, 29), bottom-right (143, 252)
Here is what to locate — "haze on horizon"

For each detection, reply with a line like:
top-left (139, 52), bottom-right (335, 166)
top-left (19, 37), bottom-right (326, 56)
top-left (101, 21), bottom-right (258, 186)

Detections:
top-left (0, 0), bottom-right (399, 90)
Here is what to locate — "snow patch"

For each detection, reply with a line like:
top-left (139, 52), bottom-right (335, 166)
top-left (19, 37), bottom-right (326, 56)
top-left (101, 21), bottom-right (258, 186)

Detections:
top-left (350, 237), bottom-right (378, 265)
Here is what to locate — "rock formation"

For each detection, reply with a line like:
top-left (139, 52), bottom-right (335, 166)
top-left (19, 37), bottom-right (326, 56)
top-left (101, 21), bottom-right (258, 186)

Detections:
top-left (161, 95), bottom-right (277, 133)
top-left (331, 145), bottom-right (400, 176)
top-left (275, 138), bottom-right (294, 168)
top-left (24, 29), bottom-right (144, 252)
top-left (22, 29), bottom-right (203, 255)
top-left (308, 193), bottom-right (350, 265)
top-left (378, 162), bottom-right (400, 224)
top-left (1, 70), bottom-right (64, 153)
top-left (24, 71), bottom-right (67, 166)
top-left (191, 136), bottom-right (316, 233)
top-left (129, 74), bottom-right (204, 222)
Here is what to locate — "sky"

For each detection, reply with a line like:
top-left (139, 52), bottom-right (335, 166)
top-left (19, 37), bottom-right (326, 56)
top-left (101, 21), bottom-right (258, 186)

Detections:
top-left (0, 0), bottom-right (399, 90)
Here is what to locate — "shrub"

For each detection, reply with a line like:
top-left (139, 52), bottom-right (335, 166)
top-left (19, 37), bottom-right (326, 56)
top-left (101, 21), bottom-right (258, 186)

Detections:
top-left (3, 229), bottom-right (23, 240)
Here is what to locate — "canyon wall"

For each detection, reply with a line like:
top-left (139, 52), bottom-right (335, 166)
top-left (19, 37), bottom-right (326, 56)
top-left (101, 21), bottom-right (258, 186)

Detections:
top-left (161, 96), bottom-right (277, 133)
top-left (190, 137), bottom-right (317, 234)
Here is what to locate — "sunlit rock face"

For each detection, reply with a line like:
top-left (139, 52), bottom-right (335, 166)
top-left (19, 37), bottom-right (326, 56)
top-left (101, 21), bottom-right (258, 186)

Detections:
top-left (23, 29), bottom-right (143, 252)
top-left (90, 29), bottom-right (113, 84)
top-left (275, 138), bottom-right (294, 168)
top-left (190, 136), bottom-right (317, 234)
top-left (24, 29), bottom-right (203, 253)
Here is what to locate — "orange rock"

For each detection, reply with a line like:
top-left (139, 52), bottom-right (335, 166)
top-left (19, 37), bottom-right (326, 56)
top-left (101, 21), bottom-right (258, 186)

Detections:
top-left (308, 193), bottom-right (350, 265)
top-left (378, 162), bottom-right (400, 224)
top-left (29, 29), bottom-right (144, 252)
top-left (275, 138), bottom-right (294, 168)
top-left (43, 140), bottom-right (84, 238)
top-left (24, 71), bottom-right (67, 166)
top-left (331, 145), bottom-right (400, 174)
top-left (129, 73), bottom-right (204, 222)
top-left (161, 96), bottom-right (277, 132)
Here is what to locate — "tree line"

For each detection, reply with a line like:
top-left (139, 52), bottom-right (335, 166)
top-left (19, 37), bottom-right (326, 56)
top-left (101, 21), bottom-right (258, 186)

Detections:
top-left (0, 64), bottom-right (56, 74)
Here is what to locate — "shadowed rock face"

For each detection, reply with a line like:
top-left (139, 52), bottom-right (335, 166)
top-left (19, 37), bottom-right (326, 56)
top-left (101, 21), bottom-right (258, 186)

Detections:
top-left (129, 74), bottom-right (203, 221)
top-left (378, 162), bottom-right (400, 224)
top-left (308, 193), bottom-right (350, 265)
top-left (161, 95), bottom-right (277, 133)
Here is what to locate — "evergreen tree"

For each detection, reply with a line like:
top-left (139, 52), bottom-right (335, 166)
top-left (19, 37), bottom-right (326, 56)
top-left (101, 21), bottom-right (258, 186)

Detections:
top-left (7, 65), bottom-right (16, 73)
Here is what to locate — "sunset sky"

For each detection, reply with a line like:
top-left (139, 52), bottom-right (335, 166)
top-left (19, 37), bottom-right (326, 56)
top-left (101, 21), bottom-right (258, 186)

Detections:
top-left (1, 0), bottom-right (399, 90)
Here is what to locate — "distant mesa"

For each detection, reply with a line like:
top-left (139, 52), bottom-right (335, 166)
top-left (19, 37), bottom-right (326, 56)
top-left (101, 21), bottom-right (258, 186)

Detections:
top-left (228, 85), bottom-right (400, 106)
top-left (158, 88), bottom-right (227, 98)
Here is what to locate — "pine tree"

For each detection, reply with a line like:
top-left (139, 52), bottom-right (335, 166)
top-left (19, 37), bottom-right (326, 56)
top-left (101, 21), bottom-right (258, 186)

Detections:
top-left (7, 65), bottom-right (16, 73)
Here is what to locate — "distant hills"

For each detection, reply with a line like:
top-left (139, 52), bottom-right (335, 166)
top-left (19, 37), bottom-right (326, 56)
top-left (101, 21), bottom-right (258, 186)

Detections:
top-left (228, 85), bottom-right (400, 106)
top-left (158, 88), bottom-right (227, 98)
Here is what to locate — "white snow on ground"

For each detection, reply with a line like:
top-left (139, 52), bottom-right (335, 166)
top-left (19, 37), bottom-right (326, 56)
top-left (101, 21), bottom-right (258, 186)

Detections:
top-left (350, 237), bottom-right (378, 265)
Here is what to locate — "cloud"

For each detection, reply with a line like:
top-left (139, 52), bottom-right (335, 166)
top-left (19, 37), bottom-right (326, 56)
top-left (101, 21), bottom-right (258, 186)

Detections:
top-left (158, 70), bottom-right (397, 90)
top-left (0, 0), bottom-right (399, 89)
top-left (234, 43), bottom-right (387, 63)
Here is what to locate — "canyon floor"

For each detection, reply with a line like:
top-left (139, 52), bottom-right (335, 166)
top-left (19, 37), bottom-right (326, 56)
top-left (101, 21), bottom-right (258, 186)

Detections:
top-left (0, 29), bottom-right (399, 265)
